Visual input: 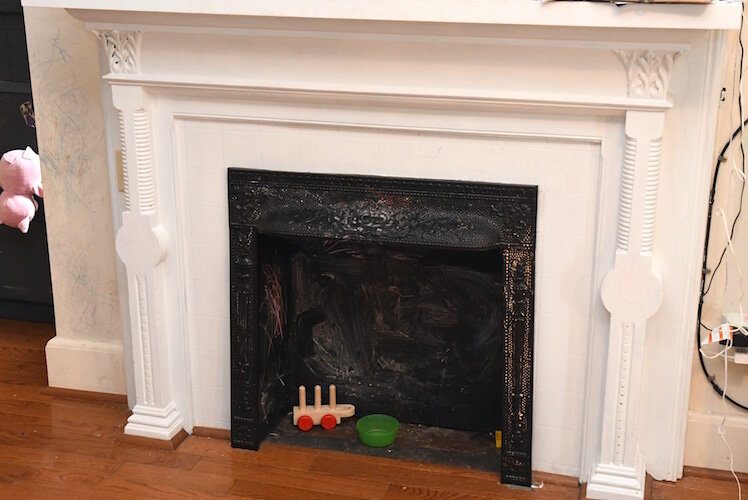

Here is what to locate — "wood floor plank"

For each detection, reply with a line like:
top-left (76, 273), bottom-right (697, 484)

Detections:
top-left (309, 453), bottom-right (508, 496)
top-left (229, 478), bottom-right (369, 499)
top-left (98, 462), bottom-right (237, 498)
top-left (0, 442), bottom-right (122, 476)
top-left (0, 344), bottom-right (47, 362)
top-left (0, 456), bottom-right (112, 490)
top-left (194, 456), bottom-right (390, 499)
top-left (0, 395), bottom-right (129, 423)
top-left (0, 444), bottom-right (126, 499)
top-left (0, 358), bottom-right (48, 385)
top-left (178, 437), bottom-right (318, 471)
top-left (0, 318), bottom-right (53, 347)
top-left (651, 475), bottom-right (741, 499)
top-left (383, 481), bottom-right (579, 500)
top-left (0, 412), bottom-right (202, 470)
top-left (0, 407), bottom-right (126, 441)
top-left (383, 483), bottom-right (505, 499)
top-left (0, 380), bottom-right (48, 401)
top-left (0, 480), bottom-right (129, 500)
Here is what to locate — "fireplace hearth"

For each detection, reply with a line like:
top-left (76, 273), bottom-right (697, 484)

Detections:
top-left (228, 169), bottom-right (537, 485)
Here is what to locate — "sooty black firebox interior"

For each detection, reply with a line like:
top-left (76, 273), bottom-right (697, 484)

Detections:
top-left (228, 169), bottom-right (536, 486)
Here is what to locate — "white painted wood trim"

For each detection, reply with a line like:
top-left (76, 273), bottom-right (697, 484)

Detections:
top-left (590, 110), bottom-right (668, 500)
top-left (102, 74), bottom-right (673, 115)
top-left (45, 337), bottom-right (126, 394)
top-left (172, 113), bottom-right (605, 144)
top-left (125, 402), bottom-right (182, 440)
top-left (665, 30), bottom-right (729, 481)
top-left (111, 82), bottom-right (184, 441)
top-left (21, 0), bottom-right (742, 30)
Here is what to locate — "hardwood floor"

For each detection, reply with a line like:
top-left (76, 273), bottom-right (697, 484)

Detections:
top-left (0, 318), bottom-right (740, 499)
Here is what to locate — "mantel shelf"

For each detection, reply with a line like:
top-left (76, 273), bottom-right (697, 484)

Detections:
top-left (21, 0), bottom-right (742, 30)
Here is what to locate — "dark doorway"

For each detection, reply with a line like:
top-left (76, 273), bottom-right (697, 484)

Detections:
top-left (0, 0), bottom-right (53, 323)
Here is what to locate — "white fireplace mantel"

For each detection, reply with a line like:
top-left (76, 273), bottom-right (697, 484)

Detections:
top-left (22, 1), bottom-right (740, 498)
top-left (22, 0), bottom-right (741, 29)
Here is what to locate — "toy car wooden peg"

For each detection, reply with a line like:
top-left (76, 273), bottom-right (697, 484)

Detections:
top-left (293, 384), bottom-right (355, 431)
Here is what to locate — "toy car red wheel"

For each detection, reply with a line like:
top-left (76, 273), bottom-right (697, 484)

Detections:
top-left (297, 415), bottom-right (313, 431)
top-left (321, 414), bottom-right (337, 430)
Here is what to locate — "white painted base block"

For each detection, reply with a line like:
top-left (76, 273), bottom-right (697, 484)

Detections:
top-left (587, 454), bottom-right (645, 500)
top-left (45, 336), bottom-right (126, 394)
top-left (125, 402), bottom-right (183, 440)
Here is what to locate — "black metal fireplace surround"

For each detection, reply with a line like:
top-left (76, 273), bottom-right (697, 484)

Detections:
top-left (228, 168), bottom-right (537, 486)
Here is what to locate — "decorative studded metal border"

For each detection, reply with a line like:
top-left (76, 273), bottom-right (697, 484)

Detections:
top-left (228, 168), bottom-right (536, 486)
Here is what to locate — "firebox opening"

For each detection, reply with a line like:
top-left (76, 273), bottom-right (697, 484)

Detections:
top-left (229, 168), bottom-right (536, 485)
top-left (257, 234), bottom-right (504, 429)
top-left (255, 235), bottom-right (505, 470)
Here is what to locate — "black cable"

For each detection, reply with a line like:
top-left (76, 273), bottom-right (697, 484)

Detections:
top-left (704, 20), bottom-right (747, 298)
top-left (697, 115), bottom-right (748, 412)
top-left (695, 0), bottom-right (748, 412)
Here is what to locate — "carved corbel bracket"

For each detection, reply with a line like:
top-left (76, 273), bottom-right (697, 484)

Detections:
top-left (615, 49), bottom-right (681, 100)
top-left (93, 30), bottom-right (142, 74)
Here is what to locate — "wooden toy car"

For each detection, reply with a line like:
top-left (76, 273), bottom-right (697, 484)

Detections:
top-left (293, 384), bottom-right (355, 431)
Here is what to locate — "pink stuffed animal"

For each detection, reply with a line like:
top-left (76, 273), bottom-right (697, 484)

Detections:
top-left (0, 147), bottom-right (42, 233)
top-left (0, 147), bottom-right (42, 197)
top-left (0, 193), bottom-right (37, 233)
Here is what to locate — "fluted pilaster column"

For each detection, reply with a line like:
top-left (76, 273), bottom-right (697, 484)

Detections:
top-left (97, 30), bottom-right (183, 441)
top-left (587, 49), bottom-right (677, 500)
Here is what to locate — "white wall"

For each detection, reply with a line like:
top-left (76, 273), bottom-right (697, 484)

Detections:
top-left (23, 7), bottom-right (126, 394)
top-left (685, 23), bottom-right (748, 473)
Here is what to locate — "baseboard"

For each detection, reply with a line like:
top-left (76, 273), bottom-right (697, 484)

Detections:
top-left (117, 428), bottom-right (189, 450)
top-left (192, 426), bottom-right (231, 440)
top-left (45, 336), bottom-right (126, 395)
top-left (684, 410), bottom-right (748, 474)
top-left (683, 465), bottom-right (748, 483)
top-left (532, 470), bottom-right (579, 489)
top-left (40, 386), bottom-right (127, 403)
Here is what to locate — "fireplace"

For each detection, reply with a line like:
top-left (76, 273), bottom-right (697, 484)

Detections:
top-left (228, 169), bottom-right (537, 485)
top-left (27, 2), bottom-right (740, 498)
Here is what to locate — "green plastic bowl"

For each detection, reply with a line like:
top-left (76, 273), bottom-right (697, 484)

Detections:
top-left (356, 414), bottom-right (399, 448)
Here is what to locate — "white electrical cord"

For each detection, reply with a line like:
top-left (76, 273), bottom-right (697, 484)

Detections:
top-left (718, 338), bottom-right (742, 500)
top-left (703, 333), bottom-right (743, 500)
top-left (709, 204), bottom-right (743, 500)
